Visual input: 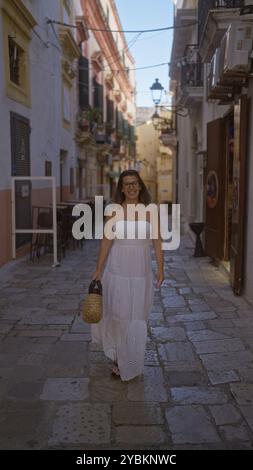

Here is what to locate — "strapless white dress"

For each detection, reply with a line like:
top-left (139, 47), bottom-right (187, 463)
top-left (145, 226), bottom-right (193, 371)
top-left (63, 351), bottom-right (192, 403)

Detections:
top-left (91, 220), bottom-right (154, 381)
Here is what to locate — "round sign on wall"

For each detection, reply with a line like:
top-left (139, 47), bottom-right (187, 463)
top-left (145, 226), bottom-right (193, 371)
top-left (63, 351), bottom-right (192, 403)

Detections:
top-left (206, 171), bottom-right (219, 209)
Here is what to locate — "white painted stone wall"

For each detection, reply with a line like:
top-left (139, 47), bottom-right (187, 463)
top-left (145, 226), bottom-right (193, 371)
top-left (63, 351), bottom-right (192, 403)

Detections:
top-left (0, 0), bottom-right (80, 193)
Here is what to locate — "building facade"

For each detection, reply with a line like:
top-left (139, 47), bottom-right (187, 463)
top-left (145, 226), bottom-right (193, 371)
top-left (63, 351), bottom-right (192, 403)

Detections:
top-left (0, 0), bottom-right (136, 268)
top-left (170, 0), bottom-right (253, 300)
top-left (76, 0), bottom-right (136, 201)
top-left (136, 109), bottom-right (175, 204)
top-left (0, 0), bottom-right (81, 267)
top-left (136, 120), bottom-right (159, 201)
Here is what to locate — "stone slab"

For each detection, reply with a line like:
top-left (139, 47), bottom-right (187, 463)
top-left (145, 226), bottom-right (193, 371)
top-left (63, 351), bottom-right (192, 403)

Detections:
top-left (165, 406), bottom-right (221, 444)
top-left (208, 370), bottom-right (240, 385)
top-left (200, 351), bottom-right (253, 371)
top-left (151, 327), bottom-right (186, 343)
top-left (209, 404), bottom-right (241, 425)
top-left (40, 378), bottom-right (90, 401)
top-left (230, 383), bottom-right (253, 405)
top-left (48, 403), bottom-right (111, 446)
top-left (113, 403), bottom-right (163, 425)
top-left (193, 339), bottom-right (245, 354)
top-left (171, 387), bottom-right (228, 405)
top-left (127, 367), bottom-right (168, 402)
top-left (115, 426), bottom-right (166, 445)
top-left (158, 342), bottom-right (196, 363)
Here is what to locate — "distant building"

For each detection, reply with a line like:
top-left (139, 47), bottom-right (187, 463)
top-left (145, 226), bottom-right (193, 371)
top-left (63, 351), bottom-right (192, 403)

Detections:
top-left (136, 107), bottom-right (155, 125)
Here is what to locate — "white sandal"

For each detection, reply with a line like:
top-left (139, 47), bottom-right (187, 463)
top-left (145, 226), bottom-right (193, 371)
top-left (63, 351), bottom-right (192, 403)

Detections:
top-left (111, 363), bottom-right (120, 377)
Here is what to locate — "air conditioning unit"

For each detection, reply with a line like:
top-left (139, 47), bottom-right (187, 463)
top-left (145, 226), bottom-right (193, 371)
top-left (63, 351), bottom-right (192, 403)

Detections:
top-left (218, 30), bottom-right (246, 87)
top-left (207, 49), bottom-right (233, 101)
top-left (223, 22), bottom-right (253, 77)
top-left (209, 48), bottom-right (219, 89)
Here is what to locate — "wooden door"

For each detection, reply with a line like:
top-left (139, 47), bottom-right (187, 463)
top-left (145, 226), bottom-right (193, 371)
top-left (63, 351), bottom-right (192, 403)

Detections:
top-left (10, 112), bottom-right (31, 248)
top-left (230, 96), bottom-right (249, 295)
top-left (205, 118), bottom-right (226, 259)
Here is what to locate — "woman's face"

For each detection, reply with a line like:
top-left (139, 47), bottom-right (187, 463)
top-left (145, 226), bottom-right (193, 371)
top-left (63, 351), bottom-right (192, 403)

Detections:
top-left (122, 175), bottom-right (141, 202)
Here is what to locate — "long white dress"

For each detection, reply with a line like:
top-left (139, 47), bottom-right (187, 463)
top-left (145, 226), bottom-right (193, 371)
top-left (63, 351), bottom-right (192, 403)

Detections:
top-left (91, 220), bottom-right (154, 381)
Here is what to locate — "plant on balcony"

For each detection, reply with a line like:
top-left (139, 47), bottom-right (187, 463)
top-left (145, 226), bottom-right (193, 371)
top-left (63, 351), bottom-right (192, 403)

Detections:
top-left (106, 120), bottom-right (115, 136)
top-left (75, 128), bottom-right (94, 145)
top-left (77, 109), bottom-right (90, 132)
top-left (78, 106), bottom-right (102, 122)
top-left (88, 107), bottom-right (103, 124)
top-left (116, 130), bottom-right (123, 140)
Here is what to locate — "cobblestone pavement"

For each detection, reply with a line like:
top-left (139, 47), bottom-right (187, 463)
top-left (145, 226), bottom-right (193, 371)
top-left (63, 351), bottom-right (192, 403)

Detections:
top-left (0, 235), bottom-right (253, 450)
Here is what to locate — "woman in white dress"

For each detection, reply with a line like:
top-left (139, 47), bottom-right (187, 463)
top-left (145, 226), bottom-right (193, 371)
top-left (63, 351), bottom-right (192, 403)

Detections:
top-left (91, 170), bottom-right (164, 381)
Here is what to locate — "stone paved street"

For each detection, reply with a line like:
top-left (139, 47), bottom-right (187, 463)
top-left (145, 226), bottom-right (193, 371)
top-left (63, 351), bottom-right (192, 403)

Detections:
top-left (1, 235), bottom-right (253, 450)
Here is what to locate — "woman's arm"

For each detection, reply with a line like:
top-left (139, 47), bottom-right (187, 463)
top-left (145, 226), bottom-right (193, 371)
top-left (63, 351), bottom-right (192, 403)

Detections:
top-left (151, 215), bottom-right (164, 289)
top-left (92, 216), bottom-right (114, 280)
top-left (92, 237), bottom-right (113, 280)
top-left (152, 238), bottom-right (164, 289)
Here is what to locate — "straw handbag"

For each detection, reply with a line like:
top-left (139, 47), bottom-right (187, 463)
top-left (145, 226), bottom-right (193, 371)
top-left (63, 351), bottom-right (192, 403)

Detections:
top-left (83, 280), bottom-right (103, 324)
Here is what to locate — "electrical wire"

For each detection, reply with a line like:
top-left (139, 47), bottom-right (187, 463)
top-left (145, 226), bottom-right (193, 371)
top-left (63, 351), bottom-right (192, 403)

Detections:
top-left (37, 20), bottom-right (186, 75)
top-left (103, 32), bottom-right (142, 69)
top-left (46, 19), bottom-right (199, 34)
top-left (77, 58), bottom-right (186, 73)
top-left (32, 27), bottom-right (49, 48)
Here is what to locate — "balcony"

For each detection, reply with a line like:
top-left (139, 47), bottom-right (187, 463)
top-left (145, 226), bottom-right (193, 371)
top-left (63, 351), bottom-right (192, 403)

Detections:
top-left (160, 129), bottom-right (177, 147)
top-left (170, 8), bottom-right (197, 82)
top-left (178, 46), bottom-right (204, 108)
top-left (198, 0), bottom-right (245, 62)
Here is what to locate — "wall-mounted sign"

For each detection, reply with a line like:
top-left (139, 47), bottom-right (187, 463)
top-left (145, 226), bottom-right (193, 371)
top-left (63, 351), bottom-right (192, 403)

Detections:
top-left (206, 170), bottom-right (219, 209)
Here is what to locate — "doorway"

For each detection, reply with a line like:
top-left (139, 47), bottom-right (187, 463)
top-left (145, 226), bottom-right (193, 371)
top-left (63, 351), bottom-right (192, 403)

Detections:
top-left (205, 97), bottom-right (248, 294)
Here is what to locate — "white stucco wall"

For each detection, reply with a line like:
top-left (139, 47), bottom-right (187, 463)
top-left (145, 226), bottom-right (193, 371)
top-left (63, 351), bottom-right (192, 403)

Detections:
top-left (0, 0), bottom-right (79, 193)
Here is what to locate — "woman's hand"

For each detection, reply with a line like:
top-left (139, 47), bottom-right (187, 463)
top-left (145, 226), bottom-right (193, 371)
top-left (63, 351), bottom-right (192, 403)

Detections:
top-left (156, 270), bottom-right (164, 289)
top-left (92, 269), bottom-right (102, 281)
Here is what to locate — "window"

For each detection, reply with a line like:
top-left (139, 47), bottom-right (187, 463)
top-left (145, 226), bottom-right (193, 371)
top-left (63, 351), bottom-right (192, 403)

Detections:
top-left (79, 57), bottom-right (89, 109)
top-left (70, 167), bottom-right (74, 194)
top-left (45, 161), bottom-right (52, 176)
top-left (63, 83), bottom-right (71, 123)
top-left (2, 0), bottom-right (35, 107)
top-left (8, 37), bottom-right (23, 86)
top-left (106, 5), bottom-right (110, 24)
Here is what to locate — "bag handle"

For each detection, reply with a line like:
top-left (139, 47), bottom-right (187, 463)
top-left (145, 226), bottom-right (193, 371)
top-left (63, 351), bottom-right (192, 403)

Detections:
top-left (89, 280), bottom-right (102, 295)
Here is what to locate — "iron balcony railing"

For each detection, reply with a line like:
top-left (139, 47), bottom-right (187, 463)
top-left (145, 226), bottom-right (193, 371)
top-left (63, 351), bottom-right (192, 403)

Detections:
top-left (181, 59), bottom-right (203, 88)
top-left (198, 0), bottom-right (245, 45)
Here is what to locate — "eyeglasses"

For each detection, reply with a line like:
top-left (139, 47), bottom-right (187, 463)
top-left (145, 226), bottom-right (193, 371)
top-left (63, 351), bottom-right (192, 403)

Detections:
top-left (123, 181), bottom-right (139, 189)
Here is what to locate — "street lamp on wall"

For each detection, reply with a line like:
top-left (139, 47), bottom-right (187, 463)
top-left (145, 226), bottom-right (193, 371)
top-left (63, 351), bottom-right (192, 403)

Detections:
top-left (150, 78), bottom-right (164, 106)
top-left (150, 79), bottom-right (189, 124)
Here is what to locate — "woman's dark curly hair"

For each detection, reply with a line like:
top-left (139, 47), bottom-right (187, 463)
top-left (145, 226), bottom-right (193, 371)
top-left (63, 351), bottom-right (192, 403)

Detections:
top-left (114, 170), bottom-right (151, 206)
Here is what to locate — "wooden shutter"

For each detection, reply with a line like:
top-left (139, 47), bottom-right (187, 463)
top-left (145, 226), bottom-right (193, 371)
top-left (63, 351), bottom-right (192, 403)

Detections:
top-left (230, 96), bottom-right (249, 295)
top-left (106, 97), bottom-right (114, 123)
top-left (93, 79), bottom-right (103, 113)
top-left (79, 57), bottom-right (89, 109)
top-left (205, 118), bottom-right (226, 259)
top-left (11, 113), bottom-right (30, 177)
top-left (10, 112), bottom-right (31, 248)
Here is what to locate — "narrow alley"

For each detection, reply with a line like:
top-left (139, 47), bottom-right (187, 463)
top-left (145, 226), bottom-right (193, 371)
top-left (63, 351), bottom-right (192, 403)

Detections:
top-left (0, 235), bottom-right (253, 450)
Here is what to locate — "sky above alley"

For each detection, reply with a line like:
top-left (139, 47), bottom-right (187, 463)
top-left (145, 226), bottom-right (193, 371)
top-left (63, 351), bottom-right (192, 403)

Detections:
top-left (115, 0), bottom-right (174, 107)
